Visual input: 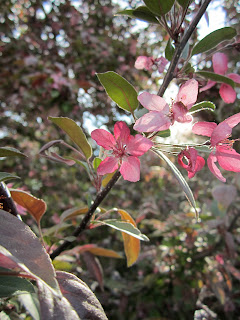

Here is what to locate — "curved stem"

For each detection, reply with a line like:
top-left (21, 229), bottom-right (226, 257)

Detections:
top-left (157, 0), bottom-right (212, 97)
top-left (50, 170), bottom-right (121, 260)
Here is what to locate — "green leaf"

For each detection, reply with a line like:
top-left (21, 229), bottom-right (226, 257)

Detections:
top-left (48, 117), bottom-right (92, 159)
top-left (196, 71), bottom-right (235, 88)
top-left (165, 39), bottom-right (175, 61)
top-left (93, 157), bottom-right (102, 171)
top-left (177, 0), bottom-right (192, 8)
top-left (153, 149), bottom-right (198, 219)
top-left (189, 101), bottom-right (216, 114)
top-left (0, 172), bottom-right (20, 182)
top-left (97, 72), bottom-right (138, 113)
top-left (192, 27), bottom-right (237, 56)
top-left (0, 272), bottom-right (35, 298)
top-left (0, 147), bottom-right (27, 158)
top-left (143, 0), bottom-right (175, 16)
top-left (157, 129), bottom-right (171, 137)
top-left (98, 220), bottom-right (149, 241)
top-left (117, 6), bottom-right (159, 24)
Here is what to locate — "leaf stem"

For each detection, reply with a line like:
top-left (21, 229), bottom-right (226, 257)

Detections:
top-left (157, 0), bottom-right (212, 97)
top-left (50, 170), bottom-right (121, 260)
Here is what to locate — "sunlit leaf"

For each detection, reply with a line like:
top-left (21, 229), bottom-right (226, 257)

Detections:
top-left (97, 71), bottom-right (138, 113)
top-left (10, 189), bottom-right (47, 224)
top-left (157, 129), bottom-right (171, 137)
top-left (99, 219), bottom-right (149, 241)
top-left (117, 209), bottom-right (141, 267)
top-left (152, 149), bottom-right (198, 219)
top-left (60, 207), bottom-right (89, 222)
top-left (0, 147), bottom-right (27, 158)
top-left (0, 172), bottom-right (20, 183)
top-left (93, 157), bottom-right (102, 170)
top-left (196, 71), bottom-right (235, 88)
top-left (143, 0), bottom-right (175, 15)
top-left (86, 247), bottom-right (122, 259)
top-left (192, 27), bottom-right (237, 56)
top-left (101, 171), bottom-right (117, 187)
top-left (116, 6), bottom-right (159, 24)
top-left (189, 101), bottom-right (216, 114)
top-left (49, 117), bottom-right (92, 159)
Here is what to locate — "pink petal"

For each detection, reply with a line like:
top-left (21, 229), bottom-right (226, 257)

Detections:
top-left (199, 80), bottom-right (216, 92)
top-left (172, 102), bottom-right (192, 123)
top-left (120, 156), bottom-right (140, 182)
top-left (156, 57), bottom-right (168, 73)
top-left (126, 134), bottom-right (153, 156)
top-left (91, 129), bottom-right (116, 150)
top-left (178, 147), bottom-right (205, 178)
top-left (135, 56), bottom-right (148, 69)
top-left (190, 155), bottom-right (205, 177)
top-left (176, 79), bottom-right (198, 109)
top-left (97, 157), bottom-right (119, 175)
top-left (227, 73), bottom-right (240, 84)
top-left (212, 53), bottom-right (228, 75)
top-left (113, 121), bottom-right (130, 145)
top-left (224, 112), bottom-right (240, 128)
top-left (210, 122), bottom-right (232, 146)
top-left (192, 121), bottom-right (217, 137)
top-left (138, 92), bottom-right (169, 113)
top-left (219, 83), bottom-right (236, 103)
top-left (133, 111), bottom-right (171, 133)
top-left (216, 146), bottom-right (240, 172)
top-left (207, 152), bottom-right (226, 182)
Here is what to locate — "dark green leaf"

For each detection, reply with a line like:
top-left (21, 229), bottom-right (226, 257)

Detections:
top-left (49, 117), bottom-right (92, 159)
top-left (143, 0), bottom-right (175, 15)
top-left (0, 172), bottom-right (20, 182)
top-left (97, 72), bottom-right (138, 113)
top-left (117, 6), bottom-right (159, 24)
top-left (0, 147), bottom-right (27, 158)
top-left (97, 220), bottom-right (149, 241)
top-left (177, 0), bottom-right (192, 8)
top-left (189, 101), bottom-right (216, 114)
top-left (0, 273), bottom-right (35, 298)
top-left (192, 27), bottom-right (237, 56)
top-left (165, 39), bottom-right (175, 61)
top-left (197, 71), bottom-right (235, 88)
top-left (157, 129), bottom-right (171, 137)
top-left (153, 149), bottom-right (198, 219)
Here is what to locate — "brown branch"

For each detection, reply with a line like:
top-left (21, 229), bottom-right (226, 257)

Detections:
top-left (50, 170), bottom-right (121, 260)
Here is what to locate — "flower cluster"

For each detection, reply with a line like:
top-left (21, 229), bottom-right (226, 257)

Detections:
top-left (135, 56), bottom-right (168, 73)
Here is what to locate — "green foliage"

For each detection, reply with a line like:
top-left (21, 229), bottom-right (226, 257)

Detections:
top-left (97, 71), bottom-right (139, 114)
top-left (196, 71), bottom-right (235, 87)
top-left (192, 27), bottom-right (237, 56)
top-left (189, 101), bottom-right (216, 114)
top-left (117, 6), bottom-right (160, 24)
top-left (143, 0), bottom-right (175, 16)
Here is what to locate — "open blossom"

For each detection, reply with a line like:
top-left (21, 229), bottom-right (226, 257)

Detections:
top-left (133, 79), bottom-right (198, 132)
top-left (178, 147), bottom-right (205, 178)
top-left (192, 112), bottom-right (240, 182)
top-left (91, 121), bottom-right (153, 182)
top-left (200, 52), bottom-right (240, 103)
top-left (135, 56), bottom-right (168, 73)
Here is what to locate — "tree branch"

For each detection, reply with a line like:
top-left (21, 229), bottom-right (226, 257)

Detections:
top-left (50, 170), bottom-right (121, 260)
top-left (157, 0), bottom-right (212, 97)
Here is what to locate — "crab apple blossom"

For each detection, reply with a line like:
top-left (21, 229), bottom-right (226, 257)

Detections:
top-left (134, 56), bottom-right (168, 73)
top-left (192, 112), bottom-right (240, 182)
top-left (91, 121), bottom-right (153, 182)
top-left (178, 147), bottom-right (205, 178)
top-left (200, 52), bottom-right (240, 103)
top-left (133, 79), bottom-right (198, 133)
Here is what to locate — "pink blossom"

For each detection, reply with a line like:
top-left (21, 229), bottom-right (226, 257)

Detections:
top-left (178, 147), bottom-right (205, 178)
top-left (134, 56), bottom-right (168, 73)
top-left (192, 112), bottom-right (240, 182)
top-left (133, 79), bottom-right (198, 132)
top-left (134, 56), bottom-right (154, 71)
top-left (200, 53), bottom-right (240, 103)
top-left (91, 121), bottom-right (153, 182)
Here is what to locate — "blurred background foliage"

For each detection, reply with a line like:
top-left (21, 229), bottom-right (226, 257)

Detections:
top-left (0, 0), bottom-right (240, 319)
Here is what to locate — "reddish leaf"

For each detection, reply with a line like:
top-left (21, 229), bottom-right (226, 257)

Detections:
top-left (82, 251), bottom-right (104, 291)
top-left (117, 209), bottom-right (140, 267)
top-left (0, 210), bottom-right (60, 295)
top-left (56, 271), bottom-right (108, 319)
top-left (10, 189), bottom-right (47, 224)
top-left (71, 245), bottom-right (122, 259)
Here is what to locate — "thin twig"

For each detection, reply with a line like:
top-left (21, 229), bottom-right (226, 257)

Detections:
top-left (50, 170), bottom-right (121, 260)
